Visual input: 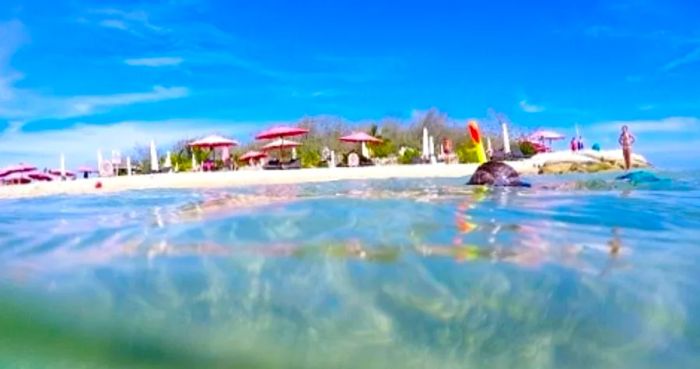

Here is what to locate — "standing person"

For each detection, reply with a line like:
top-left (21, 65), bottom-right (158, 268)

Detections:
top-left (577, 136), bottom-right (584, 150)
top-left (570, 137), bottom-right (578, 151)
top-left (618, 125), bottom-right (636, 170)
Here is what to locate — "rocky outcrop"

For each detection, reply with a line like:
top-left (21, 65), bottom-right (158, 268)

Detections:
top-left (530, 150), bottom-right (650, 175)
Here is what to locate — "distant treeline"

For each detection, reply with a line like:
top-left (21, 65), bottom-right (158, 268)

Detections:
top-left (134, 108), bottom-right (530, 170)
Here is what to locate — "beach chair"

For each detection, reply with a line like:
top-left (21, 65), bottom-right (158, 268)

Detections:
top-left (281, 158), bottom-right (301, 170)
top-left (348, 153), bottom-right (360, 167)
top-left (359, 155), bottom-right (374, 167)
top-left (263, 158), bottom-right (283, 170)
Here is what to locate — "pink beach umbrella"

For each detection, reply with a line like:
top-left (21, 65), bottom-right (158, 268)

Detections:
top-left (528, 130), bottom-right (565, 149)
top-left (261, 138), bottom-right (301, 151)
top-left (339, 132), bottom-right (383, 144)
top-left (77, 166), bottom-right (96, 173)
top-left (239, 150), bottom-right (268, 161)
top-left (1, 172), bottom-right (32, 185)
top-left (188, 135), bottom-right (239, 148)
top-left (255, 126), bottom-right (309, 140)
top-left (0, 163), bottom-right (37, 178)
top-left (27, 171), bottom-right (53, 181)
top-left (340, 132), bottom-right (382, 159)
top-left (261, 138), bottom-right (302, 160)
top-left (528, 130), bottom-right (565, 141)
top-left (189, 135), bottom-right (238, 168)
top-left (49, 169), bottom-right (76, 178)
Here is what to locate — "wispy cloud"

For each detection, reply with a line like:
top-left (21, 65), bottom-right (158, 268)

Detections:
top-left (0, 20), bottom-right (188, 121)
top-left (0, 85), bottom-right (189, 121)
top-left (519, 100), bottom-right (545, 113)
top-left (91, 8), bottom-right (165, 33)
top-left (99, 19), bottom-right (128, 30)
top-left (125, 57), bottom-right (183, 67)
top-left (591, 116), bottom-right (699, 134)
top-left (662, 47), bottom-right (700, 71)
top-left (0, 119), bottom-right (264, 167)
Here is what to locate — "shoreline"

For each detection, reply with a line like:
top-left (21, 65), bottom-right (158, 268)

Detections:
top-left (0, 150), bottom-right (648, 199)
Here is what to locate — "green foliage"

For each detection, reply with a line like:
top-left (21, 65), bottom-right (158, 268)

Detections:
top-left (455, 140), bottom-right (481, 164)
top-left (369, 139), bottom-right (396, 158)
top-left (519, 141), bottom-right (536, 157)
top-left (298, 146), bottom-right (321, 168)
top-left (398, 147), bottom-right (420, 164)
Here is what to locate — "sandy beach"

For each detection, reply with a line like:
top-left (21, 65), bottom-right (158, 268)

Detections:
top-left (0, 150), bottom-right (648, 199)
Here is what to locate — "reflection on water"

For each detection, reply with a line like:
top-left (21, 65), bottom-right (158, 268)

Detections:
top-left (0, 171), bottom-right (699, 368)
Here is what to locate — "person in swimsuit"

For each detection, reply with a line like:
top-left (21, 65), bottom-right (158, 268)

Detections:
top-left (618, 125), bottom-right (636, 171)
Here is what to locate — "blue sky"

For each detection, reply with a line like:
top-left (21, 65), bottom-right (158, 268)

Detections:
top-left (1, 0), bottom-right (699, 169)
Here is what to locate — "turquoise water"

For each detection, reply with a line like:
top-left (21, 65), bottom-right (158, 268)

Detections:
top-left (0, 171), bottom-right (699, 368)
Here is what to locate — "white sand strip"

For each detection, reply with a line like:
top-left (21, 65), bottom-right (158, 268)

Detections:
top-left (0, 149), bottom-right (646, 200)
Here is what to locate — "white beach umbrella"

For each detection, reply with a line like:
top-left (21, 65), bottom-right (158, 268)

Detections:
top-left (164, 150), bottom-right (172, 169)
top-left (422, 127), bottom-right (429, 159)
top-left (486, 136), bottom-right (493, 158)
top-left (126, 156), bottom-right (132, 176)
top-left (501, 121), bottom-right (511, 155)
top-left (97, 149), bottom-right (103, 169)
top-left (361, 142), bottom-right (369, 158)
top-left (150, 140), bottom-right (159, 173)
top-left (429, 136), bottom-right (437, 164)
top-left (60, 153), bottom-right (66, 179)
top-left (330, 150), bottom-right (336, 168)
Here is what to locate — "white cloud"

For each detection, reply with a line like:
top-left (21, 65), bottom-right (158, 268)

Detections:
top-left (0, 20), bottom-right (188, 122)
top-left (663, 47), bottom-right (700, 71)
top-left (591, 116), bottom-right (699, 134)
top-left (125, 57), bottom-right (183, 67)
top-left (0, 119), bottom-right (266, 168)
top-left (0, 85), bottom-right (189, 121)
top-left (99, 19), bottom-right (128, 30)
top-left (519, 100), bottom-right (545, 113)
top-left (91, 8), bottom-right (165, 33)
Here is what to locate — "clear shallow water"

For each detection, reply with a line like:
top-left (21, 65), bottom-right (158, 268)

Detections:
top-left (0, 171), bottom-right (699, 369)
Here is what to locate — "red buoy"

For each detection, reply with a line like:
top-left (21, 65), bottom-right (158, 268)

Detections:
top-left (95, 181), bottom-right (102, 189)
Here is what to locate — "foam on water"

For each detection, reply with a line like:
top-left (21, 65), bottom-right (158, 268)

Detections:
top-left (0, 171), bottom-right (699, 368)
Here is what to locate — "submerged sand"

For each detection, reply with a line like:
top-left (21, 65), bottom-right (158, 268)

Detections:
top-left (0, 150), bottom-right (648, 199)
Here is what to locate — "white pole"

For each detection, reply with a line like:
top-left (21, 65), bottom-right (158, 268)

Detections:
top-left (501, 121), bottom-right (511, 155)
top-left (126, 156), bottom-right (132, 176)
top-left (60, 153), bottom-right (66, 180)
top-left (429, 136), bottom-right (436, 164)
top-left (330, 150), bottom-right (336, 168)
top-left (192, 154), bottom-right (197, 171)
top-left (150, 140), bottom-right (159, 173)
top-left (292, 147), bottom-right (297, 160)
top-left (486, 137), bottom-right (493, 158)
